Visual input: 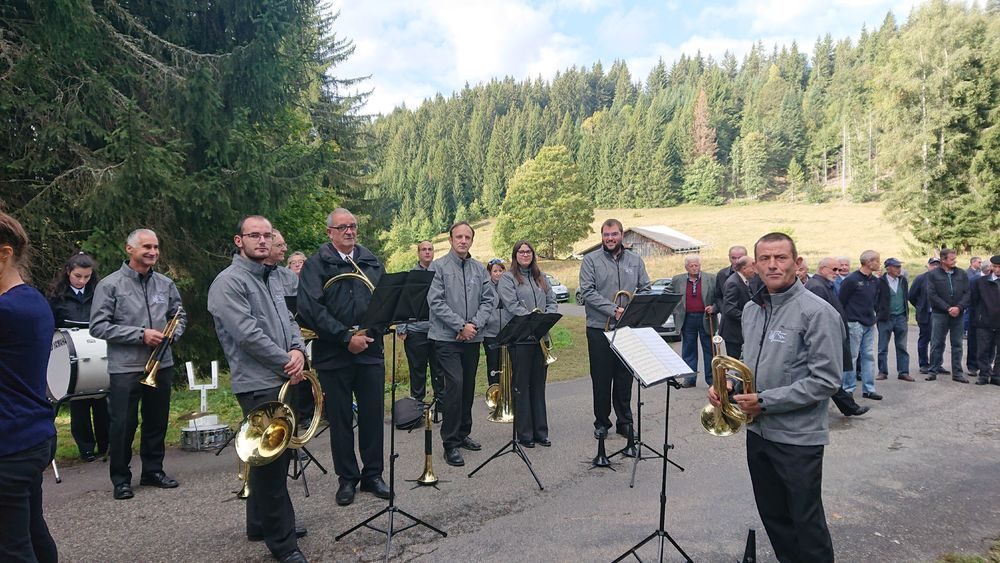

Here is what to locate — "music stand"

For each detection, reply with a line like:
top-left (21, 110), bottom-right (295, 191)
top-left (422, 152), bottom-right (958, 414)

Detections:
top-left (605, 326), bottom-right (693, 563)
top-left (468, 311), bottom-right (561, 491)
top-left (607, 293), bottom-right (684, 488)
top-left (335, 270), bottom-right (447, 561)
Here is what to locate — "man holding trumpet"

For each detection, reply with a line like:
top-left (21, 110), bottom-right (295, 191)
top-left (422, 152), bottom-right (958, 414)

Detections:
top-left (90, 228), bottom-right (186, 500)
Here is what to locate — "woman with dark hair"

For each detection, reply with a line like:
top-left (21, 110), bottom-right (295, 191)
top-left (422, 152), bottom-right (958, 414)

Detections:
top-left (0, 211), bottom-right (59, 562)
top-left (48, 252), bottom-right (109, 462)
top-left (482, 258), bottom-right (506, 386)
top-left (496, 241), bottom-right (557, 447)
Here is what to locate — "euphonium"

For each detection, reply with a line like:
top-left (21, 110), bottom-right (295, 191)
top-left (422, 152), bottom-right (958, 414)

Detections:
top-left (604, 290), bottom-right (633, 330)
top-left (699, 336), bottom-right (756, 436)
top-left (531, 308), bottom-right (557, 365)
top-left (142, 307), bottom-right (184, 388)
top-left (486, 346), bottom-right (515, 423)
top-left (234, 370), bottom-right (325, 497)
top-left (325, 255), bottom-right (375, 336)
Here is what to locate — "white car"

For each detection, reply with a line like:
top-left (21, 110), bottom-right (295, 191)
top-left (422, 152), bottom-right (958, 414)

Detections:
top-left (545, 274), bottom-right (569, 303)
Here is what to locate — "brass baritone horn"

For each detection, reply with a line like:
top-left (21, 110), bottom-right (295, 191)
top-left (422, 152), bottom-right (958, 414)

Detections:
top-left (142, 307), bottom-right (184, 388)
top-left (486, 346), bottom-right (515, 423)
top-left (700, 335), bottom-right (756, 437)
top-left (530, 308), bottom-right (556, 365)
top-left (604, 290), bottom-right (633, 330)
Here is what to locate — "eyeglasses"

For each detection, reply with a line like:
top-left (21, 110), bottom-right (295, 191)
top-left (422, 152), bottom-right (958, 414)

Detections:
top-left (329, 224), bottom-right (358, 232)
top-left (240, 232), bottom-right (274, 240)
top-left (516, 250), bottom-right (533, 255)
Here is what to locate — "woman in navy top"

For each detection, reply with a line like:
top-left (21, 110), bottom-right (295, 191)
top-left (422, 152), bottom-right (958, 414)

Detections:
top-left (0, 211), bottom-right (58, 562)
top-left (48, 252), bottom-right (109, 462)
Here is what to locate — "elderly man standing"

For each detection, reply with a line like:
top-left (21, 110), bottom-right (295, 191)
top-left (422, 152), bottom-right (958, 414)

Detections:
top-left (972, 256), bottom-right (1000, 385)
top-left (834, 256), bottom-right (851, 295)
top-left (908, 257), bottom-right (940, 374)
top-left (926, 248), bottom-right (971, 383)
top-left (720, 256), bottom-right (755, 360)
top-left (716, 245), bottom-right (748, 302)
top-left (671, 255), bottom-right (718, 388)
top-left (876, 258), bottom-right (912, 381)
top-left (839, 250), bottom-right (882, 400)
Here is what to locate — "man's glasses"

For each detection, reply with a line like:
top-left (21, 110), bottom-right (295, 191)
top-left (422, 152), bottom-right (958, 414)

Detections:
top-left (240, 232), bottom-right (274, 240)
top-left (329, 224), bottom-right (358, 232)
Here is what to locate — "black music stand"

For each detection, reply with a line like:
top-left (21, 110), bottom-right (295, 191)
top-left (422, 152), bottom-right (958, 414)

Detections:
top-left (468, 311), bottom-right (561, 491)
top-left (607, 293), bottom-right (684, 488)
top-left (335, 270), bottom-right (447, 561)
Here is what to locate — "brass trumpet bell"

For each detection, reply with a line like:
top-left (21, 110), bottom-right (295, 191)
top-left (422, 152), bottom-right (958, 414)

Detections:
top-left (235, 402), bottom-right (296, 466)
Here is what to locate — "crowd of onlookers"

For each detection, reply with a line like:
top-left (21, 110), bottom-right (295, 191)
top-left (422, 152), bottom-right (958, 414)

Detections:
top-left (667, 246), bottom-right (1000, 415)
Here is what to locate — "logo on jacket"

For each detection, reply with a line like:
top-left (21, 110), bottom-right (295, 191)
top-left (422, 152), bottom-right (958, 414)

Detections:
top-left (624, 267), bottom-right (634, 274)
top-left (151, 293), bottom-right (169, 305)
top-left (767, 329), bottom-right (787, 343)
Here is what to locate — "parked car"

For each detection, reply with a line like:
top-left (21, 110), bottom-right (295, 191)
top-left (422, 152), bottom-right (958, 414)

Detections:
top-left (645, 278), bottom-right (680, 341)
top-left (545, 274), bottom-right (569, 303)
top-left (648, 278), bottom-right (673, 295)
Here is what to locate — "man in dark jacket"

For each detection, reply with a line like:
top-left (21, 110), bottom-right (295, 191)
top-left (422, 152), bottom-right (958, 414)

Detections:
top-left (875, 258), bottom-right (912, 381)
top-left (208, 215), bottom-right (308, 563)
top-left (908, 257), bottom-right (940, 374)
top-left (806, 258), bottom-right (869, 417)
top-left (297, 208), bottom-right (390, 506)
top-left (926, 248), bottom-right (971, 382)
top-left (720, 255), bottom-right (754, 360)
top-left (971, 255), bottom-right (1000, 385)
top-left (839, 250), bottom-right (882, 400)
top-left (715, 245), bottom-right (748, 303)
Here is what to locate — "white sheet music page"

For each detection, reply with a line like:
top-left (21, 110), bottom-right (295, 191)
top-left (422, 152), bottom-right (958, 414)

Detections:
top-left (605, 326), bottom-right (694, 387)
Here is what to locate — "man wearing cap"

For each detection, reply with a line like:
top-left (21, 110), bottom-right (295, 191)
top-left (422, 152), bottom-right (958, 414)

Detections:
top-left (876, 258), bottom-right (911, 381)
top-left (970, 256), bottom-right (1000, 385)
top-left (908, 257), bottom-right (940, 374)
top-left (926, 248), bottom-right (971, 382)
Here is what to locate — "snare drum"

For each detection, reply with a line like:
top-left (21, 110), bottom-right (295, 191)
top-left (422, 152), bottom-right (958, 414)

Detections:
top-left (47, 328), bottom-right (109, 401)
top-left (180, 424), bottom-right (233, 452)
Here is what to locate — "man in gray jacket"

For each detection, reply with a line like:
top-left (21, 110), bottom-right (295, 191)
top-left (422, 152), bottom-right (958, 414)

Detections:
top-left (207, 215), bottom-right (308, 563)
top-left (710, 232), bottom-right (841, 563)
top-left (578, 218), bottom-right (649, 440)
top-left (428, 222), bottom-right (497, 467)
top-left (90, 228), bottom-right (187, 501)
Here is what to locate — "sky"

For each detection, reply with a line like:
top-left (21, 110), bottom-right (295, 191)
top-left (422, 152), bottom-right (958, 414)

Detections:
top-left (331, 0), bottom-right (926, 116)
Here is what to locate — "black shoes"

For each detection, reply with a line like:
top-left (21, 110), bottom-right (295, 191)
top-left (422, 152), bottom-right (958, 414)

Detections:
top-left (277, 549), bottom-right (308, 563)
top-left (845, 405), bottom-right (870, 416)
top-left (862, 392), bottom-right (883, 400)
top-left (615, 425), bottom-right (633, 439)
top-left (360, 477), bottom-right (391, 499)
top-left (919, 367), bottom-right (929, 374)
top-left (594, 427), bottom-right (608, 440)
top-left (939, 368), bottom-right (951, 375)
top-left (517, 440), bottom-right (535, 448)
top-left (460, 437), bottom-right (481, 451)
top-left (113, 483), bottom-right (134, 500)
top-left (248, 525), bottom-right (307, 542)
top-left (925, 374), bottom-right (937, 381)
top-left (335, 481), bottom-right (357, 506)
top-left (536, 438), bottom-right (552, 447)
top-left (952, 375), bottom-right (970, 384)
top-left (679, 380), bottom-right (696, 388)
top-left (139, 472), bottom-right (178, 488)
top-left (976, 377), bottom-right (990, 385)
top-left (80, 451), bottom-right (97, 462)
top-left (444, 448), bottom-right (465, 467)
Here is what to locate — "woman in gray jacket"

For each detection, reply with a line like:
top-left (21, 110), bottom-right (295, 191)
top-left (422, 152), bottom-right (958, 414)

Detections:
top-left (482, 258), bottom-right (506, 386)
top-left (497, 241), bottom-right (557, 447)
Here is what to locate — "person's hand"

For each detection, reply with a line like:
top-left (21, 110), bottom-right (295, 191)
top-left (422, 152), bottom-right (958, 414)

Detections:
top-left (348, 334), bottom-right (374, 354)
top-left (398, 332), bottom-right (407, 341)
top-left (459, 323), bottom-right (477, 341)
top-left (948, 306), bottom-right (960, 318)
top-left (284, 349), bottom-right (305, 377)
top-left (732, 393), bottom-right (762, 418)
top-left (614, 306), bottom-right (625, 320)
top-left (707, 380), bottom-right (733, 407)
top-left (143, 329), bottom-right (165, 347)
top-left (705, 305), bottom-right (714, 315)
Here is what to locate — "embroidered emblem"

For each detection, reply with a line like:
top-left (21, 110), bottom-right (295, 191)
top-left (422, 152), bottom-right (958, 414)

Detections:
top-left (768, 329), bottom-right (787, 343)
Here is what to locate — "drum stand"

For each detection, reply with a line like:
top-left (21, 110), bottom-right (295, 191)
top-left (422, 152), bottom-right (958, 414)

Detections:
top-left (613, 380), bottom-right (691, 563)
top-left (287, 425), bottom-right (329, 497)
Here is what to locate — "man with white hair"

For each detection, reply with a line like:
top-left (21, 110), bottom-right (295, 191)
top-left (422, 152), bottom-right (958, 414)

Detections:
top-left (671, 254), bottom-right (718, 388)
top-left (90, 228), bottom-right (187, 500)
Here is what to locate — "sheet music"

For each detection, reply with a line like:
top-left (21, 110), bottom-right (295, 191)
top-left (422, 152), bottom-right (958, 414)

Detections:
top-left (605, 326), bottom-right (694, 387)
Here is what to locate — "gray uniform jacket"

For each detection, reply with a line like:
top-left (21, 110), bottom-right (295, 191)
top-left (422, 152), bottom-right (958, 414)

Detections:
top-left (482, 280), bottom-right (502, 338)
top-left (208, 255), bottom-right (305, 395)
top-left (273, 265), bottom-right (298, 298)
top-left (578, 248), bottom-right (650, 329)
top-left (427, 251), bottom-right (497, 343)
top-left (497, 268), bottom-right (557, 331)
top-left (398, 262), bottom-right (431, 335)
top-left (742, 280), bottom-right (843, 447)
top-left (90, 262), bottom-right (187, 375)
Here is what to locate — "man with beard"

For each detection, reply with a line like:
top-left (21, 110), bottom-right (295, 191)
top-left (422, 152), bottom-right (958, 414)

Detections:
top-left (579, 218), bottom-right (649, 440)
top-left (90, 228), bottom-right (186, 501)
top-left (207, 215), bottom-right (308, 563)
top-left (710, 233), bottom-right (841, 563)
top-left (297, 208), bottom-right (390, 505)
top-left (427, 222), bottom-right (497, 467)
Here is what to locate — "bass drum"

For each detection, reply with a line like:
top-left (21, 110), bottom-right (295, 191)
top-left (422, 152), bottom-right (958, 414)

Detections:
top-left (47, 329), bottom-right (110, 401)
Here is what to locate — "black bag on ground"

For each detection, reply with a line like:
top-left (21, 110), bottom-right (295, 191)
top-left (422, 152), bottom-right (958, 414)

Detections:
top-left (393, 396), bottom-right (424, 430)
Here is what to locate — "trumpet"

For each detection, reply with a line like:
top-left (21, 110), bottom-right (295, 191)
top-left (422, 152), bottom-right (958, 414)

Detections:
top-left (604, 290), bottom-right (633, 330)
top-left (142, 307), bottom-right (184, 388)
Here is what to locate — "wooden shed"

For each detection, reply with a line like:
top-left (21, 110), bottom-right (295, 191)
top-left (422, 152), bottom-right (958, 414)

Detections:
top-left (580, 225), bottom-right (703, 258)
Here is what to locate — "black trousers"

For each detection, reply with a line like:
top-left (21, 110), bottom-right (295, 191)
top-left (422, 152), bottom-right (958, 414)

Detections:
top-left (235, 387), bottom-right (297, 558)
top-left (318, 362), bottom-right (384, 485)
top-left (69, 397), bottom-right (109, 456)
top-left (930, 313), bottom-right (964, 374)
top-left (432, 340), bottom-right (480, 450)
top-left (483, 336), bottom-right (501, 386)
top-left (916, 318), bottom-right (931, 369)
top-left (0, 437), bottom-right (58, 563)
top-left (724, 339), bottom-right (743, 362)
top-left (108, 368), bottom-right (172, 486)
top-left (747, 431), bottom-right (834, 563)
top-left (511, 343), bottom-right (549, 443)
top-left (586, 327), bottom-right (633, 432)
top-left (977, 328), bottom-right (1000, 378)
top-left (404, 332), bottom-right (441, 401)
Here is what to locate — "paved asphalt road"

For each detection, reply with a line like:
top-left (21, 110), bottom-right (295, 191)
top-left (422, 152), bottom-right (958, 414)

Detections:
top-left (43, 327), bottom-right (1000, 562)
